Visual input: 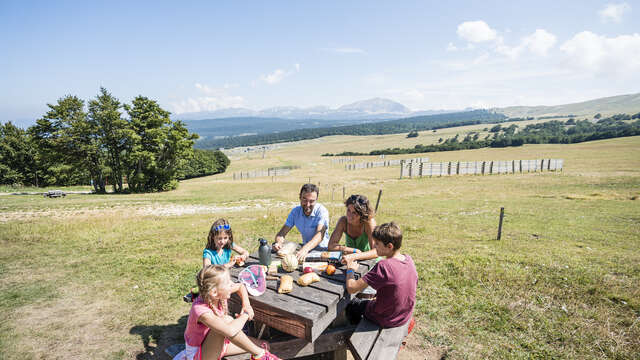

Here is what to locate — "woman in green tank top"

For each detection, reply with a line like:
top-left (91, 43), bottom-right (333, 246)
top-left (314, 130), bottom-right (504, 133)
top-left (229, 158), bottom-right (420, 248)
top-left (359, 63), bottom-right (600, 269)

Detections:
top-left (328, 194), bottom-right (378, 264)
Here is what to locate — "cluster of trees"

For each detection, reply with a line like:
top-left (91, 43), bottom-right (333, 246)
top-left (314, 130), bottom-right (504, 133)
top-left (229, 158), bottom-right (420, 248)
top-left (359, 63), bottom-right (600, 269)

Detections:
top-left (324, 114), bottom-right (640, 156)
top-left (0, 88), bottom-right (229, 192)
top-left (196, 110), bottom-right (507, 149)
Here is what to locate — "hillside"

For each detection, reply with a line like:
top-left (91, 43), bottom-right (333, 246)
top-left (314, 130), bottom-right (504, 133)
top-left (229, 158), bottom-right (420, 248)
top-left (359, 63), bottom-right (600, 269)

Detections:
top-left (495, 93), bottom-right (640, 118)
top-left (194, 110), bottom-right (506, 149)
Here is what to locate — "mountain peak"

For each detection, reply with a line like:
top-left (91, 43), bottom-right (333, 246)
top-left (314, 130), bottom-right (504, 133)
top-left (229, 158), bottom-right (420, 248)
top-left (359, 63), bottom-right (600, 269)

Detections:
top-left (337, 98), bottom-right (411, 114)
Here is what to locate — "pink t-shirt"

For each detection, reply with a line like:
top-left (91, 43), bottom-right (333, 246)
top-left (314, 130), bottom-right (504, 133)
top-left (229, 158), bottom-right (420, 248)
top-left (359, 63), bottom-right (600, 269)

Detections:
top-left (184, 296), bottom-right (224, 346)
top-left (362, 254), bottom-right (417, 328)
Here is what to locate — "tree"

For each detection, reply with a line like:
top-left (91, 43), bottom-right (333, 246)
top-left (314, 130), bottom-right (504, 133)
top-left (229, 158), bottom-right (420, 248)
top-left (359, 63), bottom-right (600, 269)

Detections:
top-left (125, 96), bottom-right (198, 192)
top-left (28, 96), bottom-right (98, 187)
top-left (595, 113), bottom-right (602, 119)
top-left (490, 124), bottom-right (502, 133)
top-left (0, 122), bottom-right (37, 185)
top-left (88, 88), bottom-right (131, 192)
top-left (406, 130), bottom-right (419, 138)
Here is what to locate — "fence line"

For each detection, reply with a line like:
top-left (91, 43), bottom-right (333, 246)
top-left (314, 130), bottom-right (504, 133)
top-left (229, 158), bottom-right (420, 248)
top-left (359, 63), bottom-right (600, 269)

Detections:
top-left (232, 165), bottom-right (299, 180)
top-left (331, 157), bottom-right (354, 164)
top-left (345, 157), bottom-right (429, 171)
top-left (400, 159), bottom-right (563, 178)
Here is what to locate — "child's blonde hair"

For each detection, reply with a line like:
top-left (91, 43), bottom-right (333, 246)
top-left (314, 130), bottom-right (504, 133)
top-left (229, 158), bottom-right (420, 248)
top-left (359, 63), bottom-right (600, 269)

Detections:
top-left (206, 218), bottom-right (234, 251)
top-left (196, 264), bottom-right (230, 313)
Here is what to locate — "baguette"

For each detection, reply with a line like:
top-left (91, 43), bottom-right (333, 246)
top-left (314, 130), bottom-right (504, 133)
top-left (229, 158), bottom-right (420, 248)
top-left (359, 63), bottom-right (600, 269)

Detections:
top-left (297, 272), bottom-right (320, 286)
top-left (278, 275), bottom-right (293, 294)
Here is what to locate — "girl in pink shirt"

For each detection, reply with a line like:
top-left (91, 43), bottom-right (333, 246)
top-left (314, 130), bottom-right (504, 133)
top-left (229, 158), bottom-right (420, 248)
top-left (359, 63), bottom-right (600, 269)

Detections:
top-left (184, 265), bottom-right (280, 360)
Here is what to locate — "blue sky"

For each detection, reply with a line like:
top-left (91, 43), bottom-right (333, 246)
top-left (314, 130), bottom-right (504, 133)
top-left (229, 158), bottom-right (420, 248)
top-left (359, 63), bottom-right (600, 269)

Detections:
top-left (1, 1), bottom-right (638, 124)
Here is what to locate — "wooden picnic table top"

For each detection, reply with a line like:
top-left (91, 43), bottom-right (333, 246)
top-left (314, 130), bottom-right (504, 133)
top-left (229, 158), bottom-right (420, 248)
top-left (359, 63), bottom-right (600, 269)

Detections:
top-left (228, 251), bottom-right (375, 342)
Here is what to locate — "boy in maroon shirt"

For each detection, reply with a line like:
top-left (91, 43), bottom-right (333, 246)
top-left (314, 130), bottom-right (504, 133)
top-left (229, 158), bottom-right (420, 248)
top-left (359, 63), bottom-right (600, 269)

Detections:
top-left (345, 222), bottom-right (418, 328)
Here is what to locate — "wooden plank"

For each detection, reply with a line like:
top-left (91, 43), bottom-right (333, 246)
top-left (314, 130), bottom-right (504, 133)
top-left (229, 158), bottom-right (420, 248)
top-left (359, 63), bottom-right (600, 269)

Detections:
top-left (347, 318), bottom-right (381, 360)
top-left (366, 321), bottom-right (410, 360)
top-left (225, 326), bottom-right (355, 360)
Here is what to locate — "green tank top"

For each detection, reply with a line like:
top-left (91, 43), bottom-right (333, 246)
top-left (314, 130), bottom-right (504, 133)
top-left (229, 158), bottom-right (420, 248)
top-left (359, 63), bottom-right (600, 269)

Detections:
top-left (345, 226), bottom-right (370, 252)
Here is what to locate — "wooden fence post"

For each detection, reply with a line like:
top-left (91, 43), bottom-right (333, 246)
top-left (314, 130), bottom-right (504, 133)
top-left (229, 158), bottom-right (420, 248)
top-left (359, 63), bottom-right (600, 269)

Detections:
top-left (400, 160), bottom-right (405, 179)
top-left (375, 190), bottom-right (383, 212)
top-left (489, 161), bottom-right (494, 174)
top-left (456, 162), bottom-right (460, 175)
top-left (481, 161), bottom-right (486, 175)
top-left (497, 207), bottom-right (505, 240)
top-left (342, 186), bottom-right (345, 201)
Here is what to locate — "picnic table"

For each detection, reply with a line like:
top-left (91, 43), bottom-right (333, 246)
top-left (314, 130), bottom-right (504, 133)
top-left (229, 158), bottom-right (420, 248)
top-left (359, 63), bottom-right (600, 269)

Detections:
top-left (226, 250), bottom-right (376, 359)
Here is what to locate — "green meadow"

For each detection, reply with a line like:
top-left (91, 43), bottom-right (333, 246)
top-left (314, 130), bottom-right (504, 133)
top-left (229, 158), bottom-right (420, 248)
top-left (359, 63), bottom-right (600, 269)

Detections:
top-left (1, 129), bottom-right (638, 359)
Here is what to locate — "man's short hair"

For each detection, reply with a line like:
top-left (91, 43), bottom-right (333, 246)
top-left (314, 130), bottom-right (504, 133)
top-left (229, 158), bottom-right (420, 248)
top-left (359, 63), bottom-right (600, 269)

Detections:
top-left (372, 222), bottom-right (402, 250)
top-left (299, 183), bottom-right (319, 198)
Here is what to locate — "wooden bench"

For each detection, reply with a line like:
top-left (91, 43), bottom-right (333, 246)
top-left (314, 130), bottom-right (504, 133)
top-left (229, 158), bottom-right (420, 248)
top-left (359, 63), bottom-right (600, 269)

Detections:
top-left (347, 318), bottom-right (410, 360)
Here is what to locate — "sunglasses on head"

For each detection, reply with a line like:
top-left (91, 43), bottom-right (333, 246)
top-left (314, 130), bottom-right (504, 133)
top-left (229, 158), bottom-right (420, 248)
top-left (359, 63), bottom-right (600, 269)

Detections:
top-left (214, 224), bottom-right (230, 231)
top-left (349, 195), bottom-right (365, 204)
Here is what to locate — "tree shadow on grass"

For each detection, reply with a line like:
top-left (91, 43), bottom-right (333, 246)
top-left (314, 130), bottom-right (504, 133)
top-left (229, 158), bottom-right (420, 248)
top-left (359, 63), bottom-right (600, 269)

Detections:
top-left (130, 315), bottom-right (188, 360)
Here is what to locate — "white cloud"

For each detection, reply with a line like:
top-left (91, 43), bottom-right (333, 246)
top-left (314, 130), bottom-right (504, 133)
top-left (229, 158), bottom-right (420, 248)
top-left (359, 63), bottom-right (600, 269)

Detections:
top-left (457, 21), bottom-right (497, 43)
top-left (259, 64), bottom-right (301, 85)
top-left (496, 29), bottom-right (557, 59)
top-left (446, 42), bottom-right (458, 52)
top-left (322, 47), bottom-right (366, 54)
top-left (522, 29), bottom-right (557, 56)
top-left (260, 69), bottom-right (286, 84)
top-left (599, 3), bottom-right (631, 23)
top-left (169, 83), bottom-right (247, 114)
top-left (560, 31), bottom-right (640, 74)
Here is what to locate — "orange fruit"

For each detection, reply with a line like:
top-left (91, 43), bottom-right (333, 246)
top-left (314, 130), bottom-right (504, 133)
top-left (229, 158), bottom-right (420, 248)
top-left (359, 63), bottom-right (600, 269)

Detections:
top-left (326, 264), bottom-right (336, 275)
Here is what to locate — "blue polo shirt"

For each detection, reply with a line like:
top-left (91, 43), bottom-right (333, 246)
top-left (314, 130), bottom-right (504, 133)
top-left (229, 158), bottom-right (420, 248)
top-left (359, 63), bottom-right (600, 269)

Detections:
top-left (285, 203), bottom-right (330, 250)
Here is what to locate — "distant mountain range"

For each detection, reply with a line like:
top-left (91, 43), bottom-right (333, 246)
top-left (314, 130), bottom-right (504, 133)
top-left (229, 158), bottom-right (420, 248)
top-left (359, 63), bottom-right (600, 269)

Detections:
top-left (174, 98), bottom-right (455, 121)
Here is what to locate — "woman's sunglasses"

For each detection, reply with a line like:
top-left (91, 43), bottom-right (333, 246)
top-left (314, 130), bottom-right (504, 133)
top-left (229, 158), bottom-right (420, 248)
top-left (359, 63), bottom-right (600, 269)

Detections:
top-left (214, 224), bottom-right (231, 231)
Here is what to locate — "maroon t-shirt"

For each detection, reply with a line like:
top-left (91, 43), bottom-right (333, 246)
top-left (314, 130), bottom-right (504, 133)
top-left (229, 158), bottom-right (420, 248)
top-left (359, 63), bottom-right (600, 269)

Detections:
top-left (362, 254), bottom-right (417, 328)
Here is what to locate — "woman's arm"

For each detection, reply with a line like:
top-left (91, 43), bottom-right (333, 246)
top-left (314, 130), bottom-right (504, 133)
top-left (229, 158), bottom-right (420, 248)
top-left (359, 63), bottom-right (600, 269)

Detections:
top-left (327, 217), bottom-right (347, 251)
top-left (232, 244), bottom-right (249, 261)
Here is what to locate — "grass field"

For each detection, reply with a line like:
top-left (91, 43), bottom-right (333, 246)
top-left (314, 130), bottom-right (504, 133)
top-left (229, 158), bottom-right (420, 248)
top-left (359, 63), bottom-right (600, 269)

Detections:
top-left (1, 129), bottom-right (639, 359)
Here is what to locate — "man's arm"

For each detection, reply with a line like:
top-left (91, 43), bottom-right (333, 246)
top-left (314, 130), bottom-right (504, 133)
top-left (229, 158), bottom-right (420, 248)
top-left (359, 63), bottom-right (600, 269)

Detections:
top-left (273, 224), bottom-right (292, 251)
top-left (296, 222), bottom-right (326, 261)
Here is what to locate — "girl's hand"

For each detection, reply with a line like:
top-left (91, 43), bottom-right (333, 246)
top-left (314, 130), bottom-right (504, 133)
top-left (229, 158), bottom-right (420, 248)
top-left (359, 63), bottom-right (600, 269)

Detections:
top-left (241, 305), bottom-right (255, 320)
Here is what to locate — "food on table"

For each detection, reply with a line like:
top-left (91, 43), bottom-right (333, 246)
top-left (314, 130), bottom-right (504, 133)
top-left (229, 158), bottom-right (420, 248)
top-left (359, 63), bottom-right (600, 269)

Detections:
top-left (267, 264), bottom-right (278, 275)
top-left (302, 262), bottom-right (327, 271)
top-left (303, 266), bottom-right (314, 274)
top-left (325, 264), bottom-right (336, 275)
top-left (281, 254), bottom-right (298, 272)
top-left (278, 275), bottom-right (293, 293)
top-left (277, 242), bottom-right (297, 257)
top-left (297, 272), bottom-right (320, 286)
top-left (235, 256), bottom-right (245, 267)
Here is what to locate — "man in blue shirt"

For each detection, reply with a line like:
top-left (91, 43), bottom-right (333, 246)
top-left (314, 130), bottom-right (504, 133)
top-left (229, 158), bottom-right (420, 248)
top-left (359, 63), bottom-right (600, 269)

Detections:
top-left (273, 183), bottom-right (330, 261)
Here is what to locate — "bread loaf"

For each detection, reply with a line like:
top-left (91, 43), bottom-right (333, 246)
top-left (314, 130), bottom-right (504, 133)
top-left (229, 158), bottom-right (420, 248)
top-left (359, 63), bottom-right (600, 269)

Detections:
top-left (297, 272), bottom-right (320, 286)
top-left (278, 275), bottom-right (293, 293)
top-left (277, 242), bottom-right (297, 257)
